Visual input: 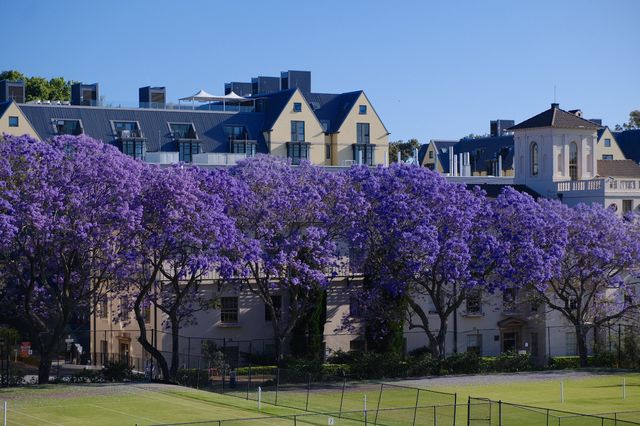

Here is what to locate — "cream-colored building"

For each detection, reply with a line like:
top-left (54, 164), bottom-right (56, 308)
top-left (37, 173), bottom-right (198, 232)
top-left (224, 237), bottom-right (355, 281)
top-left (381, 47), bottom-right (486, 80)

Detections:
top-left (0, 100), bottom-right (38, 138)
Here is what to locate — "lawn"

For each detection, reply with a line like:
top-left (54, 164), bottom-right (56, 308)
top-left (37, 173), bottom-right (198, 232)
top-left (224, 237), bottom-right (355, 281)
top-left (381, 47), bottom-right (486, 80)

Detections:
top-left (0, 371), bottom-right (639, 425)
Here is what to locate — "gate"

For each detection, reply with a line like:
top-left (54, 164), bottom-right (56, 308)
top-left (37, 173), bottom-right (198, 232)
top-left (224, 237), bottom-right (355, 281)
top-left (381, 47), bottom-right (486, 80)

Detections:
top-left (467, 397), bottom-right (492, 426)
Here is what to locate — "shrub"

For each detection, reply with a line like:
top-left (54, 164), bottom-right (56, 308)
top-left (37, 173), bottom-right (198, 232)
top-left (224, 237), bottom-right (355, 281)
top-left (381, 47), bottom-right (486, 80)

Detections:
top-left (236, 365), bottom-right (277, 376)
top-left (326, 350), bottom-right (356, 365)
top-left (69, 369), bottom-right (103, 383)
top-left (443, 352), bottom-right (480, 374)
top-left (102, 360), bottom-right (132, 382)
top-left (489, 351), bottom-right (533, 372)
top-left (407, 353), bottom-right (439, 376)
top-left (175, 368), bottom-right (208, 387)
top-left (348, 352), bottom-right (406, 380)
top-left (0, 368), bottom-right (25, 386)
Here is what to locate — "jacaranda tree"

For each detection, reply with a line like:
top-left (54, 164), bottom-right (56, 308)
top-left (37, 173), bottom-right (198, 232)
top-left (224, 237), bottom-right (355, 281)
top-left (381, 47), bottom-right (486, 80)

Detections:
top-left (534, 201), bottom-right (640, 367)
top-left (229, 156), bottom-right (360, 362)
top-left (124, 164), bottom-right (244, 380)
top-left (0, 135), bottom-right (142, 383)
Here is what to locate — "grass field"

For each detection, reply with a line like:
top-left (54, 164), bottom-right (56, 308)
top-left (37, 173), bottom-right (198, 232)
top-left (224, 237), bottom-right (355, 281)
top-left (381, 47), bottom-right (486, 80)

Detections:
top-left (0, 371), bottom-right (639, 425)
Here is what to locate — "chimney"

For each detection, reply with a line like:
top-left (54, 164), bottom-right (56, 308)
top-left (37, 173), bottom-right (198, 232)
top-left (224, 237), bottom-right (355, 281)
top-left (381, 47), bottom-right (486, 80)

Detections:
top-left (551, 103), bottom-right (559, 109)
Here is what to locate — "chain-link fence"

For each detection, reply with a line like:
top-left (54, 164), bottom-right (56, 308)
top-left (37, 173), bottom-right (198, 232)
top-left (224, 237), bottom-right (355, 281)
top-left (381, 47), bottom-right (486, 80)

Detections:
top-left (467, 397), bottom-right (640, 426)
top-left (148, 405), bottom-right (459, 426)
top-left (208, 367), bottom-right (457, 422)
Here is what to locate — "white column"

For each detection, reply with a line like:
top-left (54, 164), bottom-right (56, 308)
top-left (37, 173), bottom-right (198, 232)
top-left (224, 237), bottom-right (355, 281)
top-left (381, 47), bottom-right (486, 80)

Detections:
top-left (498, 155), bottom-right (503, 176)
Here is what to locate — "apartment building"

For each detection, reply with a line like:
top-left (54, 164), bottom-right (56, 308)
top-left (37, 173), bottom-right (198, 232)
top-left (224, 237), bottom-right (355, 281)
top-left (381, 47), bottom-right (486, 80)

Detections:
top-left (0, 70), bottom-right (389, 167)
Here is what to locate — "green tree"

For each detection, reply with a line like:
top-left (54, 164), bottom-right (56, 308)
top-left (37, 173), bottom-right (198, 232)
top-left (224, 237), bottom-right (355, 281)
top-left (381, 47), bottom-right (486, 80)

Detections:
top-left (615, 110), bottom-right (640, 131)
top-left (388, 138), bottom-right (421, 163)
top-left (25, 77), bottom-right (50, 101)
top-left (0, 70), bottom-right (74, 102)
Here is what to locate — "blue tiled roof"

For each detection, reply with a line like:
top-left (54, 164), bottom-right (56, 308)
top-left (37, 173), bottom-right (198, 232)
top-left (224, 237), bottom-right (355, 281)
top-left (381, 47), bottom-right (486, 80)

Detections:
top-left (614, 129), bottom-right (640, 164)
top-left (252, 89), bottom-right (296, 131)
top-left (0, 100), bottom-right (13, 118)
top-left (306, 91), bottom-right (362, 133)
top-left (455, 135), bottom-right (514, 174)
top-left (18, 104), bottom-right (268, 154)
top-left (417, 143), bottom-right (429, 165)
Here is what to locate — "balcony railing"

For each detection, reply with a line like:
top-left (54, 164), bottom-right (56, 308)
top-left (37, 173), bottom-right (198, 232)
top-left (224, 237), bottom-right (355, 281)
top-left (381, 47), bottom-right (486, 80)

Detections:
top-left (556, 178), bottom-right (640, 194)
top-left (556, 178), bottom-right (604, 193)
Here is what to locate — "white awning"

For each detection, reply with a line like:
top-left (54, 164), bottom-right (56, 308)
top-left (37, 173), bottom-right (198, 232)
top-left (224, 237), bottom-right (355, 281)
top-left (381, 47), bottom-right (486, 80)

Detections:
top-left (179, 90), bottom-right (249, 102)
top-left (179, 89), bottom-right (218, 102)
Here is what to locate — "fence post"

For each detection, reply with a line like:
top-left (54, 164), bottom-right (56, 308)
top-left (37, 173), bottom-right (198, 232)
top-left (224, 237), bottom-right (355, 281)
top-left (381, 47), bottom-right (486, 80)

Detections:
top-left (453, 393), bottom-right (457, 426)
top-left (412, 389), bottom-right (420, 426)
top-left (467, 396), bottom-right (471, 426)
top-left (187, 337), bottom-right (191, 369)
top-left (275, 368), bottom-right (280, 406)
top-left (196, 357), bottom-right (200, 390)
top-left (339, 375), bottom-right (346, 418)
top-left (305, 373), bottom-right (311, 411)
top-left (373, 383), bottom-right (383, 425)
top-left (222, 366), bottom-right (226, 394)
top-left (618, 324), bottom-right (622, 367)
top-left (546, 408), bottom-right (549, 426)
top-left (247, 365), bottom-right (251, 400)
top-left (498, 400), bottom-right (502, 426)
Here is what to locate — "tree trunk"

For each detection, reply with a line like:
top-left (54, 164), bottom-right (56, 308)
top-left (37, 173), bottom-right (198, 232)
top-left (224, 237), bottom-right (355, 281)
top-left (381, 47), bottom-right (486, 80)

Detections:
top-left (576, 327), bottom-right (589, 368)
top-left (274, 335), bottom-right (286, 365)
top-left (436, 319), bottom-right (448, 360)
top-left (134, 304), bottom-right (170, 381)
top-left (38, 353), bottom-right (52, 384)
top-left (169, 315), bottom-right (180, 380)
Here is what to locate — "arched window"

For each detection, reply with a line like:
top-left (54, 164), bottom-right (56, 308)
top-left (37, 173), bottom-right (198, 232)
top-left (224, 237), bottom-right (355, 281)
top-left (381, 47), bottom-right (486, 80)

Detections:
top-left (569, 142), bottom-right (578, 180)
top-left (530, 142), bottom-right (539, 176)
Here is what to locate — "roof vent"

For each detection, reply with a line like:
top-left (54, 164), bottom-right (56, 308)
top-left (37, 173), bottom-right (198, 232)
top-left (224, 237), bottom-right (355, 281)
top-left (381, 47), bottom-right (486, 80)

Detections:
top-left (568, 109), bottom-right (582, 117)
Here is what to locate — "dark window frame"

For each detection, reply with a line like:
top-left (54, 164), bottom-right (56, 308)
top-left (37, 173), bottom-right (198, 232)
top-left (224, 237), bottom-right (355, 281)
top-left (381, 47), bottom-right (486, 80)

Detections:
top-left (220, 297), bottom-right (239, 323)
top-left (359, 105), bottom-right (367, 115)
top-left (8, 116), bottom-right (19, 127)
top-left (291, 120), bottom-right (305, 142)
top-left (293, 102), bottom-right (302, 112)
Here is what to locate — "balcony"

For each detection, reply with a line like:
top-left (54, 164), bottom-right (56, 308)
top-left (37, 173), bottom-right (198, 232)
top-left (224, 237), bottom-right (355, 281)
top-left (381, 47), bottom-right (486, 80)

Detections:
top-left (556, 178), bottom-right (640, 194)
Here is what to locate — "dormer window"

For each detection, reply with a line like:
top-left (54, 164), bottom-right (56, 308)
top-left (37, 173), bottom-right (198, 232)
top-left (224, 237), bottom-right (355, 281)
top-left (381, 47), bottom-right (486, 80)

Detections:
top-left (112, 121), bottom-right (142, 138)
top-left (52, 119), bottom-right (83, 135)
top-left (169, 122), bottom-right (197, 140)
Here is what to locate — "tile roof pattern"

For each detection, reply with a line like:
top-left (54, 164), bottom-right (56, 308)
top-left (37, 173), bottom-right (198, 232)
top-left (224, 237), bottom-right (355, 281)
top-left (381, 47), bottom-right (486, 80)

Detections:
top-left (19, 104), bottom-right (268, 154)
top-left (508, 104), bottom-right (601, 131)
top-left (596, 159), bottom-right (640, 178)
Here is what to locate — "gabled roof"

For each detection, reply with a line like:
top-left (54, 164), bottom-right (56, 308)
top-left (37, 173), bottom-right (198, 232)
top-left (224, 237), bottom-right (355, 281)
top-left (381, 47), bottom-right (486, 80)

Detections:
top-left (0, 100), bottom-right (13, 118)
top-left (596, 159), bottom-right (640, 178)
top-left (19, 104), bottom-right (268, 154)
top-left (455, 135), bottom-right (514, 174)
top-left (253, 88), bottom-right (296, 131)
top-left (613, 129), bottom-right (640, 163)
top-left (417, 143), bottom-right (430, 165)
top-left (306, 91), bottom-right (363, 133)
top-left (508, 104), bottom-right (601, 131)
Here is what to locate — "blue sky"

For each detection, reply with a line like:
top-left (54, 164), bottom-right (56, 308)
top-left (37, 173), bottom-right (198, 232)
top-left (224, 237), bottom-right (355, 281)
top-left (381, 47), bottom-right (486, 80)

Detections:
top-left (2, 0), bottom-right (638, 142)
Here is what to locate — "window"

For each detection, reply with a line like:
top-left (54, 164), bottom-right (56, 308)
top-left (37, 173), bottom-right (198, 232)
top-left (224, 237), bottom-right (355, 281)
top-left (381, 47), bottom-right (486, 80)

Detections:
top-left (169, 122), bottom-right (197, 140)
top-left (122, 140), bottom-right (146, 160)
top-left (119, 296), bottom-right (129, 319)
top-left (112, 121), bottom-right (141, 138)
top-left (429, 150), bottom-right (434, 159)
top-left (293, 102), bottom-right (302, 112)
top-left (569, 142), bottom-right (578, 180)
top-left (356, 123), bottom-right (370, 144)
top-left (53, 119), bottom-right (83, 135)
top-left (349, 338), bottom-right (365, 352)
top-left (349, 296), bottom-right (361, 318)
top-left (224, 125), bottom-right (248, 141)
top-left (178, 141), bottom-right (201, 163)
top-left (466, 290), bottom-right (482, 315)
top-left (287, 142), bottom-right (310, 165)
top-left (604, 138), bottom-right (611, 147)
top-left (565, 332), bottom-right (577, 356)
top-left (502, 331), bottom-right (518, 353)
top-left (466, 334), bottom-right (482, 355)
top-left (143, 303), bottom-right (152, 323)
top-left (265, 295), bottom-right (282, 322)
top-left (359, 105), bottom-right (367, 115)
top-left (530, 142), bottom-right (538, 176)
top-left (291, 121), bottom-right (305, 142)
top-left (502, 288), bottom-right (517, 312)
top-left (602, 154), bottom-right (614, 160)
top-left (623, 200), bottom-right (633, 214)
top-left (353, 144), bottom-right (375, 166)
top-left (97, 297), bottom-right (108, 319)
top-left (220, 297), bottom-right (239, 323)
top-left (232, 141), bottom-right (256, 156)
top-left (325, 144), bottom-right (331, 160)
top-left (8, 116), bottom-right (18, 127)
